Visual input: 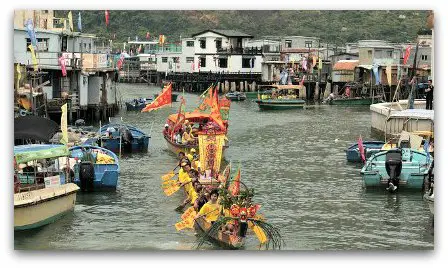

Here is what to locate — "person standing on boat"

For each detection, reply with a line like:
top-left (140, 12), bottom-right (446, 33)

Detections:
top-left (425, 79), bottom-right (434, 110)
top-left (195, 188), bottom-right (221, 223)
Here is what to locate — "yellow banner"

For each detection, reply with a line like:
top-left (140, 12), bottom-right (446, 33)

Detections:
top-left (318, 58), bottom-right (322, 70)
top-left (175, 218), bottom-right (195, 231)
top-left (161, 171), bottom-right (176, 181)
top-left (162, 179), bottom-right (178, 189)
top-left (15, 64), bottom-right (21, 90)
top-left (181, 206), bottom-right (197, 221)
top-left (198, 134), bottom-right (225, 175)
top-left (386, 65), bottom-right (392, 87)
top-left (28, 45), bottom-right (38, 71)
top-left (163, 184), bottom-right (180, 196)
top-left (68, 11), bottom-right (73, 31)
top-left (60, 103), bottom-right (68, 145)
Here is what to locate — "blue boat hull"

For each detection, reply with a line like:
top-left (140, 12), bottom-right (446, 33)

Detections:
top-left (125, 102), bottom-right (146, 111)
top-left (98, 124), bottom-right (151, 154)
top-left (69, 145), bottom-right (120, 191)
top-left (99, 136), bottom-right (150, 153)
top-left (346, 141), bottom-right (385, 162)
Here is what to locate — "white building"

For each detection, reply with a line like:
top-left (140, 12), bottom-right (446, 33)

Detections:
top-left (156, 29), bottom-right (263, 74)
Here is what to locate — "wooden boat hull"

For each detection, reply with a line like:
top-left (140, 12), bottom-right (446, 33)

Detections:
top-left (164, 135), bottom-right (228, 156)
top-left (254, 99), bottom-right (306, 110)
top-left (194, 217), bottom-right (245, 249)
top-left (14, 183), bottom-right (79, 231)
top-left (330, 96), bottom-right (382, 106)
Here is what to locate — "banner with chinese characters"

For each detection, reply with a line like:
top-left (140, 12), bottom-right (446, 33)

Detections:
top-left (198, 134), bottom-right (225, 175)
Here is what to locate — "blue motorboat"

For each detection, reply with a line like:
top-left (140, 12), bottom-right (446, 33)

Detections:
top-left (69, 145), bottom-right (120, 191)
top-left (95, 123), bottom-right (150, 154)
top-left (360, 147), bottom-right (433, 191)
top-left (345, 141), bottom-right (385, 162)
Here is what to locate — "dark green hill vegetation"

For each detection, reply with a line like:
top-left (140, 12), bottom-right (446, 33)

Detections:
top-left (56, 10), bottom-right (430, 45)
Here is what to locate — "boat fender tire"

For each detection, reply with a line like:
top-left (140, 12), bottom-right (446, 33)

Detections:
top-left (79, 162), bottom-right (95, 191)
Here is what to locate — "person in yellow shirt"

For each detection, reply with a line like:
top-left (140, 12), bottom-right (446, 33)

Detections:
top-left (186, 148), bottom-right (195, 162)
top-left (181, 181), bottom-right (202, 207)
top-left (178, 161), bottom-right (193, 194)
top-left (195, 188), bottom-right (221, 223)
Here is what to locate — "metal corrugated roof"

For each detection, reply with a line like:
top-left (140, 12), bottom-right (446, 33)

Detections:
top-left (333, 60), bottom-right (359, 71)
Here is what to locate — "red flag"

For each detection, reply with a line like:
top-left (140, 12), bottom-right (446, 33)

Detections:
top-left (105, 10), bottom-right (110, 26)
top-left (229, 168), bottom-right (241, 196)
top-left (146, 32), bottom-right (150, 40)
top-left (210, 88), bottom-right (225, 130)
top-left (358, 135), bottom-right (366, 163)
top-left (403, 45), bottom-right (412, 65)
top-left (141, 83), bottom-right (172, 112)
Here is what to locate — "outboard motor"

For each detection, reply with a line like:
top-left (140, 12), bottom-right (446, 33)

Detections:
top-left (79, 161), bottom-right (95, 192)
top-left (385, 149), bottom-right (402, 192)
top-left (120, 127), bottom-right (134, 153)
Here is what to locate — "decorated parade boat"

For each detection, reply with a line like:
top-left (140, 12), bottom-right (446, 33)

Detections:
top-left (14, 144), bottom-right (80, 231)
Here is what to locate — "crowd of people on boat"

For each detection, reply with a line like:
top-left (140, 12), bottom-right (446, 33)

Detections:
top-left (174, 149), bottom-right (239, 234)
top-left (164, 120), bottom-right (209, 145)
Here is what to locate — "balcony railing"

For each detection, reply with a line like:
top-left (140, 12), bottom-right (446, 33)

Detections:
top-left (18, 51), bottom-right (114, 70)
top-left (217, 46), bottom-right (263, 55)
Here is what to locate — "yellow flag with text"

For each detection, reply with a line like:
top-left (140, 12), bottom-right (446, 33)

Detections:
top-left (60, 103), bottom-right (68, 145)
top-left (318, 58), bottom-right (322, 70)
top-left (68, 11), bottom-right (74, 31)
top-left (249, 221), bottom-right (267, 244)
top-left (16, 64), bottom-right (21, 90)
top-left (386, 65), bottom-right (392, 87)
top-left (28, 45), bottom-right (38, 71)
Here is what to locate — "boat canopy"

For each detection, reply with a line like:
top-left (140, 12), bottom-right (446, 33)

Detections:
top-left (14, 144), bottom-right (69, 164)
top-left (167, 112), bottom-right (221, 124)
top-left (14, 115), bottom-right (59, 142)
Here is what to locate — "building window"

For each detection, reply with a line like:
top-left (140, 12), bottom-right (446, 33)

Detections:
top-left (367, 50), bottom-right (372, 57)
top-left (216, 39), bottom-right (222, 50)
top-left (242, 58), bottom-right (255, 68)
top-left (387, 50), bottom-right (393, 57)
top-left (218, 58), bottom-right (228, 68)
top-left (186, 57), bottom-right (194, 63)
top-left (200, 57), bottom-right (206, 67)
top-left (26, 38), bottom-right (49, 52)
top-left (285, 40), bottom-right (292, 48)
top-left (186, 41), bottom-right (194, 47)
top-left (305, 41), bottom-right (312, 48)
top-left (162, 57), bottom-right (168, 63)
top-left (42, 10), bottom-right (49, 14)
top-left (199, 39), bottom-right (206, 49)
top-left (421, 55), bottom-right (428, 61)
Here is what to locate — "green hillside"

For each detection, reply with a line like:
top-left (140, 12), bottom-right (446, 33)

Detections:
top-left (56, 10), bottom-right (431, 46)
